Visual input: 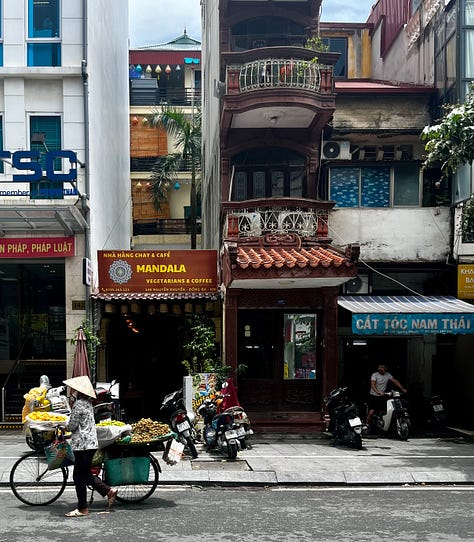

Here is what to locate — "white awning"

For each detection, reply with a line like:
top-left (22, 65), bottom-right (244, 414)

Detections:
top-left (338, 295), bottom-right (474, 335)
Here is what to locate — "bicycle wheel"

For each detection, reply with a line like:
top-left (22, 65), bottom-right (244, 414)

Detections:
top-left (10, 451), bottom-right (68, 506)
top-left (115, 454), bottom-right (160, 504)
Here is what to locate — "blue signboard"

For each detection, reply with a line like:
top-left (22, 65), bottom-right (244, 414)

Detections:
top-left (352, 313), bottom-right (474, 335)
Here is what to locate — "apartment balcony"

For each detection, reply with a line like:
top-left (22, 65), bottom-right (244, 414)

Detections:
top-left (222, 198), bottom-right (334, 242)
top-left (221, 48), bottom-right (338, 138)
top-left (133, 218), bottom-right (202, 236)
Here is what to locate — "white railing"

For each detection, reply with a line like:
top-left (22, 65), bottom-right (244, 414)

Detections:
top-left (236, 58), bottom-right (324, 92)
top-left (229, 209), bottom-right (321, 237)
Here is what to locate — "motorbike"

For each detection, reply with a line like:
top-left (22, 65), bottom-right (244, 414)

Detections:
top-left (369, 390), bottom-right (411, 440)
top-left (427, 395), bottom-right (447, 428)
top-left (160, 388), bottom-right (198, 459)
top-left (323, 387), bottom-right (365, 449)
top-left (93, 380), bottom-right (121, 423)
top-left (198, 397), bottom-right (247, 460)
top-left (219, 379), bottom-right (254, 442)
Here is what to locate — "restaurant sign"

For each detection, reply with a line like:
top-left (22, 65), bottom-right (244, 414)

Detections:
top-left (352, 313), bottom-right (474, 335)
top-left (0, 236), bottom-right (75, 258)
top-left (98, 250), bottom-right (218, 294)
top-left (458, 264), bottom-right (474, 299)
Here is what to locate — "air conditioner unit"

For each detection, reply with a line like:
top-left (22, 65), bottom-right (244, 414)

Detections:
top-left (322, 140), bottom-right (351, 160)
top-left (343, 275), bottom-right (371, 295)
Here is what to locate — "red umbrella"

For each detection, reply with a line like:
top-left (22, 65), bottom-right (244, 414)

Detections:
top-left (72, 327), bottom-right (92, 379)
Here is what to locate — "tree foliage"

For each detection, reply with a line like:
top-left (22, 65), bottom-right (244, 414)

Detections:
top-left (148, 106), bottom-right (201, 210)
top-left (421, 84), bottom-right (474, 180)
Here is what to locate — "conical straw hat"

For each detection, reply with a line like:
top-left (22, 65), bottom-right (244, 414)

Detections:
top-left (63, 375), bottom-right (96, 399)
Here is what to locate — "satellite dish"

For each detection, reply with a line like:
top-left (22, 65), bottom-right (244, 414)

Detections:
top-left (322, 141), bottom-right (341, 159)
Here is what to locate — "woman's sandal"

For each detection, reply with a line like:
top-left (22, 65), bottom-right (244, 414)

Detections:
top-left (65, 508), bottom-right (89, 517)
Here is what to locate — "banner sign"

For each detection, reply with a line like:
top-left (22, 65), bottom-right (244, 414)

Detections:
top-left (352, 313), bottom-right (474, 335)
top-left (0, 237), bottom-right (75, 258)
top-left (97, 250), bottom-right (218, 294)
top-left (458, 264), bottom-right (474, 299)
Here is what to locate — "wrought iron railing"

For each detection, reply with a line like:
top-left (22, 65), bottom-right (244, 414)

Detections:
top-left (223, 199), bottom-right (333, 240)
top-left (133, 218), bottom-right (202, 236)
top-left (226, 59), bottom-right (331, 93)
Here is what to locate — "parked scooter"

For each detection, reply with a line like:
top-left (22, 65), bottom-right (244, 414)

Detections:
top-left (93, 380), bottom-right (121, 423)
top-left (427, 395), bottom-right (447, 428)
top-left (198, 396), bottom-right (247, 460)
top-left (160, 388), bottom-right (198, 459)
top-left (323, 387), bottom-right (365, 449)
top-left (219, 379), bottom-right (254, 441)
top-left (368, 390), bottom-right (411, 440)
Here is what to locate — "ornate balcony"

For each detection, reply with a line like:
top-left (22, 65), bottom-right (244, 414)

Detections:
top-left (222, 198), bottom-right (334, 242)
top-left (226, 58), bottom-right (333, 95)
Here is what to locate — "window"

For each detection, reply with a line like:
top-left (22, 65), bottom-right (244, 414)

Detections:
top-left (27, 0), bottom-right (61, 67)
top-left (0, 263), bottom-right (66, 361)
top-left (322, 37), bottom-right (347, 77)
top-left (329, 165), bottom-right (421, 208)
top-left (283, 314), bottom-right (317, 381)
top-left (29, 116), bottom-right (62, 199)
top-left (232, 148), bottom-right (306, 200)
top-left (0, 0), bottom-right (3, 67)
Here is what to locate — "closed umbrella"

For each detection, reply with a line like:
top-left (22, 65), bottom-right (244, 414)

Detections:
top-left (72, 327), bottom-right (92, 380)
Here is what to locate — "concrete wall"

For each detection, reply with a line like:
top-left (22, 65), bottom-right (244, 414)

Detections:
top-left (329, 207), bottom-right (451, 262)
top-left (201, 0), bottom-right (223, 250)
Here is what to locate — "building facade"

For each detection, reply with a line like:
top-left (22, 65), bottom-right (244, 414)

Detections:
top-left (0, 0), bottom-right (130, 421)
top-left (201, 0), bottom-right (474, 430)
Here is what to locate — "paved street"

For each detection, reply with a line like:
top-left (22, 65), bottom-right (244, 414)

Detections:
top-left (1, 485), bottom-right (473, 541)
top-left (1, 428), bottom-right (473, 487)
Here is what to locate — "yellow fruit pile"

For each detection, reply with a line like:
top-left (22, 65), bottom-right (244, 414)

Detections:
top-left (27, 411), bottom-right (67, 422)
top-left (130, 418), bottom-right (171, 443)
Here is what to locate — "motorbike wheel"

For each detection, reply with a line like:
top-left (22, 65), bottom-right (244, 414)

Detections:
top-left (395, 417), bottom-right (410, 440)
top-left (227, 442), bottom-right (238, 460)
top-left (25, 436), bottom-right (36, 451)
top-left (352, 433), bottom-right (363, 450)
top-left (186, 436), bottom-right (198, 459)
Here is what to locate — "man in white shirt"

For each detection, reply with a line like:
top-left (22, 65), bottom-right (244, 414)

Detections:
top-left (366, 363), bottom-right (407, 425)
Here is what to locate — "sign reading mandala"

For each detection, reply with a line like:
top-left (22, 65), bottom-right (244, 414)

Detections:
top-left (97, 250), bottom-right (218, 294)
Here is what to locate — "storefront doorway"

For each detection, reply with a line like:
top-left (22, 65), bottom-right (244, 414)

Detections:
top-left (237, 309), bottom-right (322, 411)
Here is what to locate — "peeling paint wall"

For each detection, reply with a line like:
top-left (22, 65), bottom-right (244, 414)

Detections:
top-left (329, 207), bottom-right (451, 262)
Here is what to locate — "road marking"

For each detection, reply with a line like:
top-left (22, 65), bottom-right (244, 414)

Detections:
top-left (242, 455), bottom-right (474, 459)
top-left (271, 486), bottom-right (474, 492)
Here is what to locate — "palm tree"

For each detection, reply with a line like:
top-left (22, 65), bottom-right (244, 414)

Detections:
top-left (148, 106), bottom-right (201, 249)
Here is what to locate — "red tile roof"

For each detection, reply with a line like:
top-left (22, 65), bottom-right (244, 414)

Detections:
top-left (236, 245), bottom-right (348, 271)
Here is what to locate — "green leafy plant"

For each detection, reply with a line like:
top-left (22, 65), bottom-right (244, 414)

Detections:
top-left (461, 198), bottom-right (474, 243)
top-left (181, 315), bottom-right (219, 375)
top-left (421, 83), bottom-right (474, 181)
top-left (304, 36), bottom-right (329, 52)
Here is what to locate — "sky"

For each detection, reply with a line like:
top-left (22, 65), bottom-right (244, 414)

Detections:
top-left (129, 0), bottom-right (376, 48)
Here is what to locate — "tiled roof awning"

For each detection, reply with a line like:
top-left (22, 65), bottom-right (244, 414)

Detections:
top-left (338, 295), bottom-right (474, 335)
top-left (224, 240), bottom-right (359, 289)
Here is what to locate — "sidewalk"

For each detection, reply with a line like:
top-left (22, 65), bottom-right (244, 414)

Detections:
top-left (1, 429), bottom-right (473, 487)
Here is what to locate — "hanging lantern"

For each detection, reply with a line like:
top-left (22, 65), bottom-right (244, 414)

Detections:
top-left (131, 115), bottom-right (139, 126)
top-left (175, 65), bottom-right (181, 72)
top-left (155, 65), bottom-right (162, 80)
top-left (145, 65), bottom-right (152, 78)
top-left (135, 64), bottom-right (143, 77)
top-left (174, 182), bottom-right (181, 190)
top-left (165, 64), bottom-right (172, 80)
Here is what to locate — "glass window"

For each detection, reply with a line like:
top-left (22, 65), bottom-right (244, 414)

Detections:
top-left (465, 0), bottom-right (474, 25)
top-left (0, 263), bottom-right (66, 361)
top-left (283, 314), bottom-right (317, 380)
top-left (253, 171), bottom-right (266, 198)
top-left (361, 167), bottom-right (390, 207)
top-left (330, 166), bottom-right (417, 208)
top-left (30, 116), bottom-right (61, 168)
top-left (393, 164), bottom-right (420, 206)
top-left (464, 31), bottom-right (474, 78)
top-left (322, 37), bottom-right (347, 77)
top-left (235, 171), bottom-right (247, 201)
top-left (28, 0), bottom-right (61, 67)
top-left (271, 171), bottom-right (284, 197)
top-left (329, 167), bottom-right (359, 207)
top-left (28, 0), bottom-right (59, 38)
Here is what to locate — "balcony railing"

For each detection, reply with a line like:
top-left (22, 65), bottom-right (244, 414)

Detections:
top-left (222, 198), bottom-right (334, 240)
top-left (133, 218), bottom-right (202, 236)
top-left (130, 84), bottom-right (202, 107)
top-left (226, 59), bottom-right (334, 94)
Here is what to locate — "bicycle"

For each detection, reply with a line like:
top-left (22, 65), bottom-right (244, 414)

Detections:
top-left (9, 428), bottom-right (162, 507)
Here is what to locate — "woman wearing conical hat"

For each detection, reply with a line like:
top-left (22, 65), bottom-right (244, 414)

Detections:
top-left (63, 375), bottom-right (118, 517)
